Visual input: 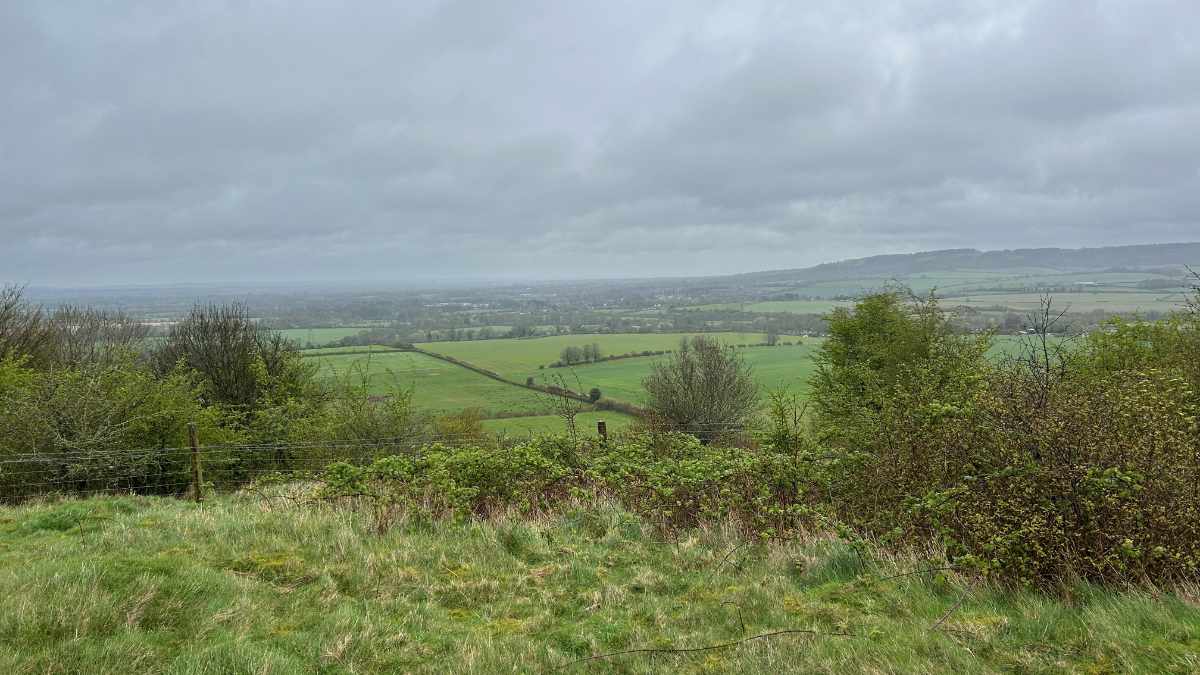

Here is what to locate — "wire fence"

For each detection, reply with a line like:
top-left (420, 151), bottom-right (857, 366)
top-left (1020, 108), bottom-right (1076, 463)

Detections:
top-left (0, 419), bottom-right (786, 504)
top-left (0, 431), bottom-right (501, 504)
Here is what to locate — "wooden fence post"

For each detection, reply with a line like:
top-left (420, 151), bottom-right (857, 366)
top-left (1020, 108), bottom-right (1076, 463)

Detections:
top-left (188, 422), bottom-right (204, 503)
top-left (597, 420), bottom-right (608, 444)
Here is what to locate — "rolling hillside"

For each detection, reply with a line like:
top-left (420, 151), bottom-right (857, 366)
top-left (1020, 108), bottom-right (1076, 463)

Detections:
top-left (727, 242), bottom-right (1200, 286)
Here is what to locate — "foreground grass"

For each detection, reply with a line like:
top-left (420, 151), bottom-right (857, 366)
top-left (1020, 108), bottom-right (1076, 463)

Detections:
top-left (2, 497), bottom-right (1199, 673)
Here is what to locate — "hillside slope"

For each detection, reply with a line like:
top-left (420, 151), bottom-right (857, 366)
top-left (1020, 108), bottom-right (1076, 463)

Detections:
top-left (729, 242), bottom-right (1200, 285)
top-left (2, 496), bottom-right (1199, 673)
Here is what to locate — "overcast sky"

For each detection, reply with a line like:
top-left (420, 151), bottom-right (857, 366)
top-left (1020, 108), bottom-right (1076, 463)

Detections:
top-left (3, 1), bottom-right (1199, 285)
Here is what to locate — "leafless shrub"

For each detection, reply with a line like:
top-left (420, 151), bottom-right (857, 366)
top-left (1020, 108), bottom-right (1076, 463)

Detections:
top-left (540, 371), bottom-right (587, 445)
top-left (0, 285), bottom-right (54, 366)
top-left (45, 305), bottom-right (150, 366)
top-left (642, 336), bottom-right (758, 443)
top-left (150, 303), bottom-right (313, 410)
top-left (1014, 293), bottom-right (1082, 411)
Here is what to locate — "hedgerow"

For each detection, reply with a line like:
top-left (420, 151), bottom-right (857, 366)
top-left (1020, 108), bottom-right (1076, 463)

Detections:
top-left (313, 431), bottom-right (817, 538)
top-left (812, 289), bottom-right (1200, 585)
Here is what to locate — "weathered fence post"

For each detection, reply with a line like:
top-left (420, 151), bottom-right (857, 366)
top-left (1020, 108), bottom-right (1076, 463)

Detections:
top-left (188, 422), bottom-right (204, 503)
top-left (597, 419), bottom-right (608, 444)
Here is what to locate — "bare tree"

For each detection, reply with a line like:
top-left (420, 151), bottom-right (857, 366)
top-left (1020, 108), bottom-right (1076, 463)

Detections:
top-left (1017, 294), bottom-right (1081, 411)
top-left (151, 303), bottom-right (312, 410)
top-left (45, 305), bottom-right (150, 366)
top-left (540, 371), bottom-right (587, 445)
top-left (0, 285), bottom-right (54, 366)
top-left (642, 336), bottom-right (759, 443)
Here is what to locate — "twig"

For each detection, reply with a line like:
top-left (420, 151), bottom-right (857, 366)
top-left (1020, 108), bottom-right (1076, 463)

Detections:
top-left (714, 541), bottom-right (750, 573)
top-left (720, 600), bottom-right (746, 636)
top-left (563, 628), bottom-right (861, 667)
top-left (931, 587), bottom-right (971, 631)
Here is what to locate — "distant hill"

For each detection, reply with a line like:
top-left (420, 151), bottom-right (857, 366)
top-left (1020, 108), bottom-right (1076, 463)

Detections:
top-left (729, 242), bottom-right (1200, 285)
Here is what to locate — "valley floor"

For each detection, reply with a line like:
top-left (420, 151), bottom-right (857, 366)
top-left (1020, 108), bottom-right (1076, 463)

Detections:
top-left (2, 496), bottom-right (1199, 673)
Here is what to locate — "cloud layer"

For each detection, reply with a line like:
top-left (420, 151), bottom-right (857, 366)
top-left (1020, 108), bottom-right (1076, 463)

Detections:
top-left (3, 1), bottom-right (1199, 284)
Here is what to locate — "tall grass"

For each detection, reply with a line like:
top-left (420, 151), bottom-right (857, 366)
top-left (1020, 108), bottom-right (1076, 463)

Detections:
top-left (2, 494), bottom-right (1199, 673)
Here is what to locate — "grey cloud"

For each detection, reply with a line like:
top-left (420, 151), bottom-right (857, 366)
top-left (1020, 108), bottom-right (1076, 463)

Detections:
top-left (2, 0), bottom-right (1199, 284)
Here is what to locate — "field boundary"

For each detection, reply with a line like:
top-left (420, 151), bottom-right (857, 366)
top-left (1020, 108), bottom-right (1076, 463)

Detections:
top-left (298, 347), bottom-right (409, 358)
top-left (411, 346), bottom-right (648, 417)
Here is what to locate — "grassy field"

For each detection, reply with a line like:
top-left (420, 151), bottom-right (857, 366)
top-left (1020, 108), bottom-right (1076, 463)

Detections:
top-left (689, 285), bottom-right (1188, 316)
top-left (688, 300), bottom-right (850, 313)
top-left (743, 336), bottom-right (1047, 398)
top-left (421, 332), bottom-right (808, 402)
top-left (298, 333), bottom-right (819, 417)
top-left (300, 345), bottom-right (405, 356)
top-left (423, 332), bottom-right (785, 373)
top-left (534, 343), bottom-right (820, 404)
top-left (943, 290), bottom-right (1187, 313)
top-left (302, 333), bottom-right (1065, 416)
top-left (770, 271), bottom-right (1041, 299)
top-left (309, 350), bottom-right (550, 415)
top-left (481, 411), bottom-right (636, 437)
top-left (278, 327), bottom-right (367, 348)
top-left (2, 495), bottom-right (1198, 673)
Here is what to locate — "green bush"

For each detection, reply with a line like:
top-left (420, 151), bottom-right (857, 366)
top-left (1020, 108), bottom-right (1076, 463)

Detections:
top-left (314, 431), bottom-right (815, 537)
top-left (317, 437), bottom-right (579, 522)
top-left (586, 432), bottom-right (812, 535)
top-left (921, 367), bottom-right (1200, 584)
top-left (0, 354), bottom-right (233, 501)
top-left (814, 290), bottom-right (1200, 585)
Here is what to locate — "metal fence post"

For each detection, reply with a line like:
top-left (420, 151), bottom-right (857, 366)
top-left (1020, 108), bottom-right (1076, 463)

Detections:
top-left (188, 422), bottom-right (204, 503)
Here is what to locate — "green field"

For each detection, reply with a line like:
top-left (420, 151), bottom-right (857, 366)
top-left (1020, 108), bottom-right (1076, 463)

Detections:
top-left (690, 285), bottom-right (1188, 317)
top-left (300, 345), bottom-right (404, 356)
top-left (422, 333), bottom-right (814, 405)
top-left (4, 495), bottom-right (1198, 673)
top-left (744, 300), bottom-right (850, 314)
top-left (690, 300), bottom-right (850, 314)
top-left (770, 271), bottom-right (1037, 299)
top-left (943, 290), bottom-right (1187, 313)
top-left (481, 411), bottom-right (636, 437)
top-left (523, 343), bottom-right (819, 405)
top-left (423, 332), bottom-right (782, 373)
top-left (299, 332), bottom-right (819, 417)
top-left (310, 350), bottom-right (550, 415)
top-left (279, 327), bottom-right (366, 347)
top-left (302, 332), bottom-right (1081, 418)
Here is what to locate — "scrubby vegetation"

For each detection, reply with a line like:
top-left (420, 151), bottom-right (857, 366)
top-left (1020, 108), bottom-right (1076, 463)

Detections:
top-left (811, 289), bottom-right (1200, 584)
top-left (641, 336), bottom-right (760, 443)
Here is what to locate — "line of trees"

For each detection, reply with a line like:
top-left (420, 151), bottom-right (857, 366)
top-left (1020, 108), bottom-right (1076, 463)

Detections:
top-left (558, 342), bottom-right (602, 365)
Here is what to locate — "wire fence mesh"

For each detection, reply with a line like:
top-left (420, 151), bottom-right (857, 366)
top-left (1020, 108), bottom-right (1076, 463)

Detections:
top-left (0, 432), bottom-right (493, 503)
top-left (0, 420), bottom-right (777, 504)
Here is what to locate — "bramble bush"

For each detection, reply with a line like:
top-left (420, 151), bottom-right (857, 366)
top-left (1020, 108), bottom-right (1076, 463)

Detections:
top-left (312, 428), bottom-right (818, 537)
top-left (928, 366), bottom-right (1200, 584)
top-left (813, 288), bottom-right (1200, 585)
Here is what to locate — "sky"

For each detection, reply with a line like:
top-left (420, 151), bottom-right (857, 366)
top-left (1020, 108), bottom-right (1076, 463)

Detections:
top-left (2, 1), bottom-right (1199, 285)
